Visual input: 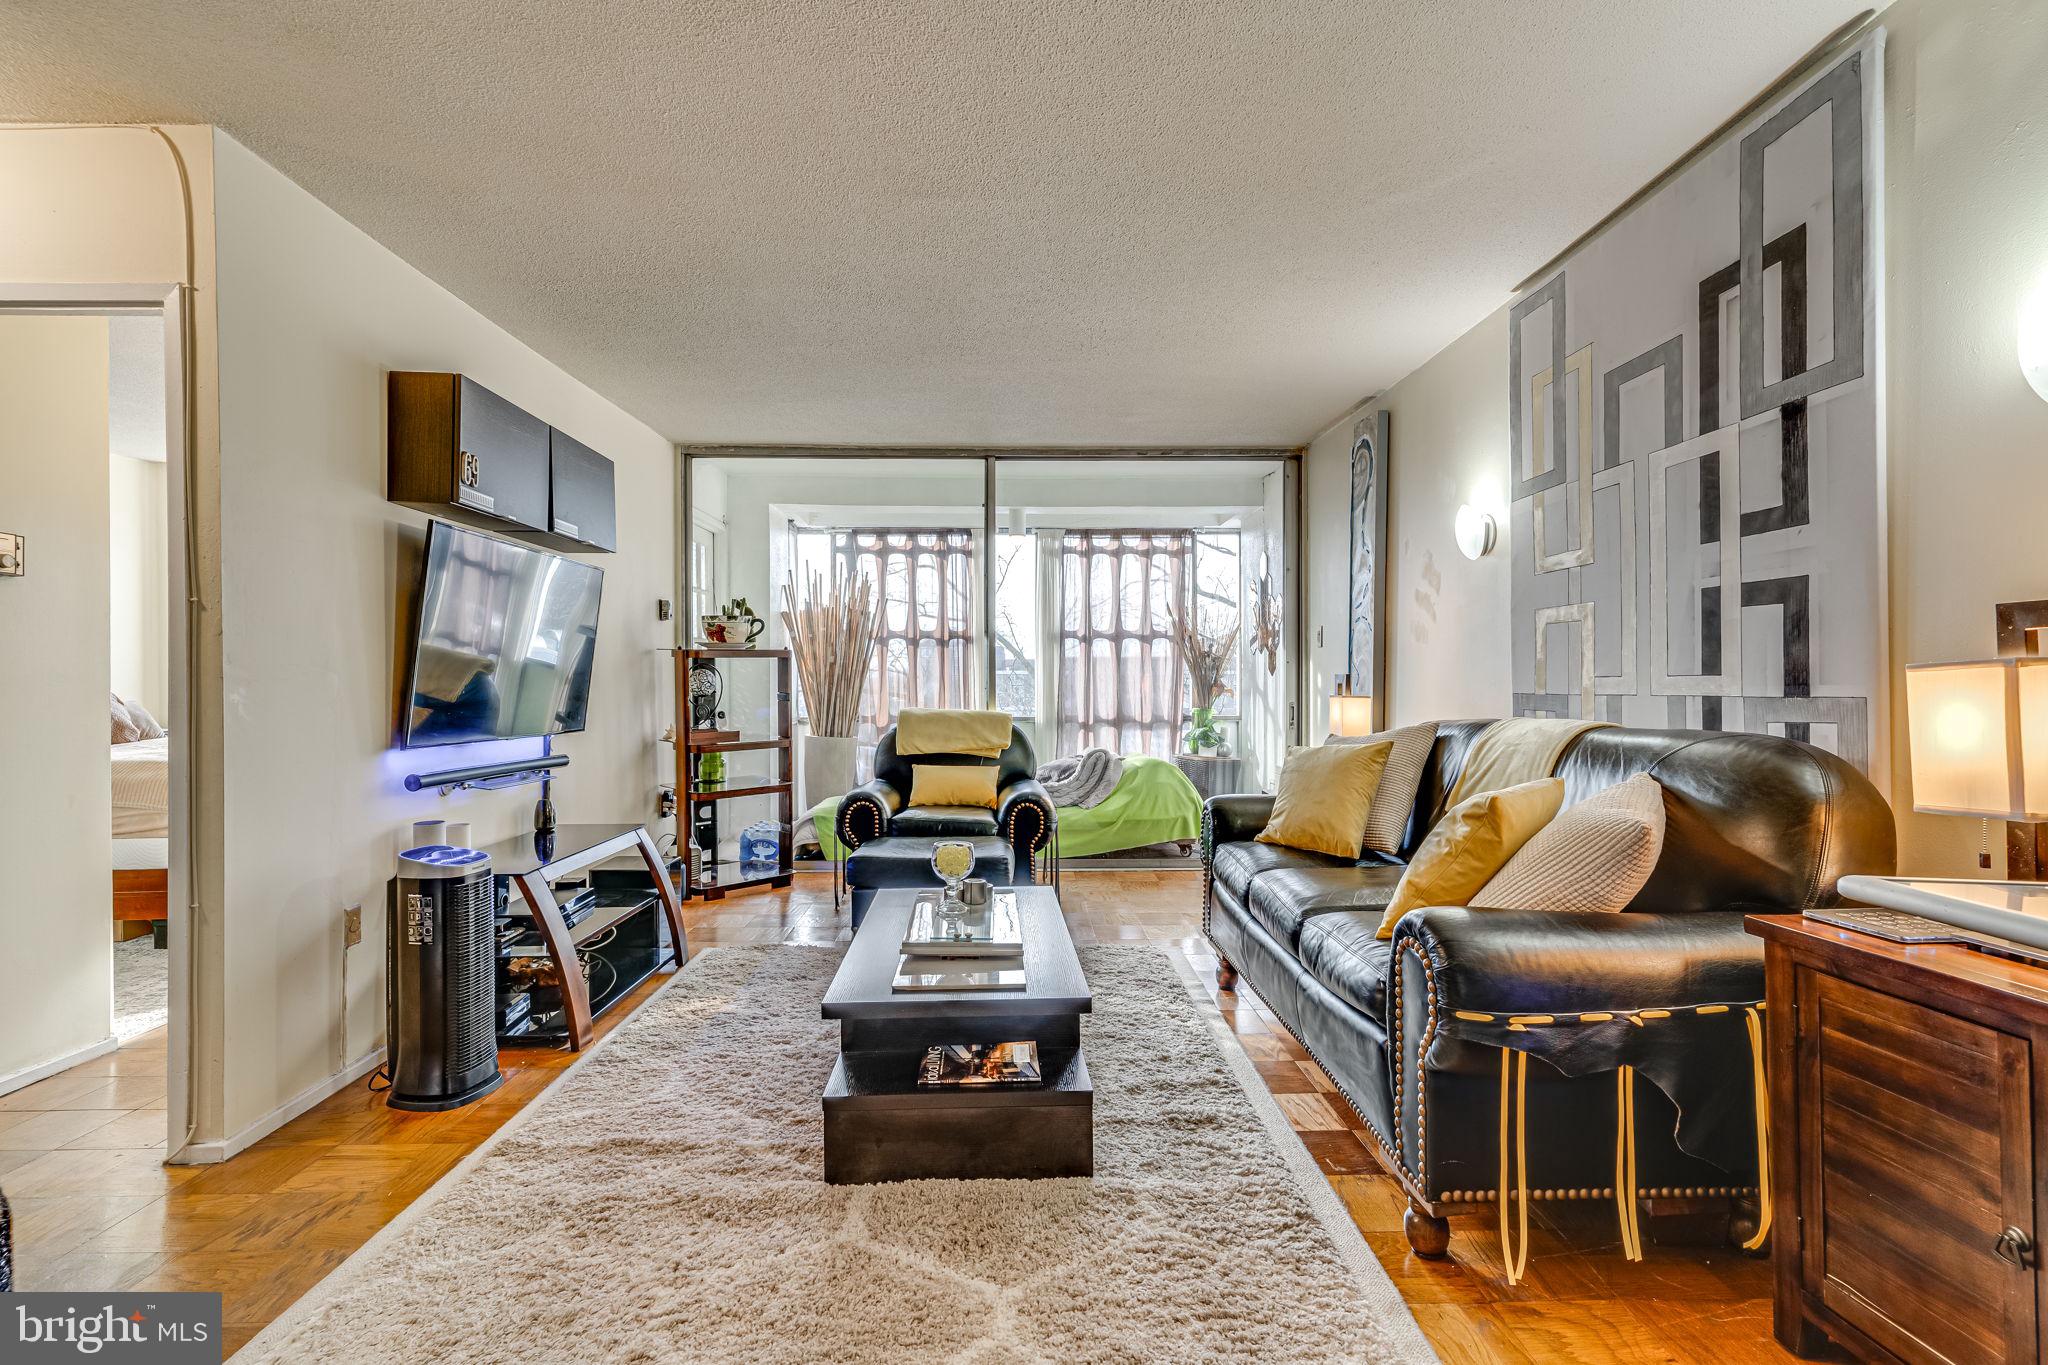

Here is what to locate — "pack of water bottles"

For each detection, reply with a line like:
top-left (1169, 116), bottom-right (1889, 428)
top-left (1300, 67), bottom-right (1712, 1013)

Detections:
top-left (739, 821), bottom-right (781, 869)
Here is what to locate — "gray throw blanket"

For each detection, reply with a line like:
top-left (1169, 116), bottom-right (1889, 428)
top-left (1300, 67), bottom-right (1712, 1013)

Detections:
top-left (1036, 747), bottom-right (1124, 808)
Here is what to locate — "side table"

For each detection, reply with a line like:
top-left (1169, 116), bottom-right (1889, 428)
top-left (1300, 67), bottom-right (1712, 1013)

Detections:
top-left (1173, 753), bottom-right (1251, 801)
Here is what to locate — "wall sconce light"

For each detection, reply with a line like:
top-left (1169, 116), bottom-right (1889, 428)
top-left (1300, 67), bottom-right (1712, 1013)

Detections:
top-left (1454, 504), bottom-right (1497, 561)
top-left (2022, 273), bottom-right (2048, 404)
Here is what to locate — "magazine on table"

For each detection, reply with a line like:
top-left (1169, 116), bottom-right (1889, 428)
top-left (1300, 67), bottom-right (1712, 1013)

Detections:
top-left (900, 891), bottom-right (1024, 957)
top-left (916, 1041), bottom-right (1043, 1088)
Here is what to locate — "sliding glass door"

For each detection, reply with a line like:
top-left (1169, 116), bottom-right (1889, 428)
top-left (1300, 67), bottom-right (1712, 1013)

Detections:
top-left (992, 458), bottom-right (1291, 791)
top-left (688, 456), bottom-right (986, 785)
top-left (680, 449), bottom-right (1297, 873)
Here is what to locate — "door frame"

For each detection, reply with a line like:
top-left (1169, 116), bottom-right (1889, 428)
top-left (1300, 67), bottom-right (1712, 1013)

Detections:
top-left (0, 282), bottom-right (202, 1161)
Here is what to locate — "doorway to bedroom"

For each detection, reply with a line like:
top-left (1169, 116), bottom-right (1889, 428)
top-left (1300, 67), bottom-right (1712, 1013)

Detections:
top-left (0, 305), bottom-right (183, 1166)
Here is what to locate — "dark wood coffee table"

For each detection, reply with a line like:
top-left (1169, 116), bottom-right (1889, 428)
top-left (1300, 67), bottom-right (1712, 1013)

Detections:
top-left (819, 885), bottom-right (1093, 1184)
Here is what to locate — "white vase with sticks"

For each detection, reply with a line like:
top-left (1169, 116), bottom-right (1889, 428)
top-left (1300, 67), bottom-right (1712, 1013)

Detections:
top-left (781, 569), bottom-right (881, 814)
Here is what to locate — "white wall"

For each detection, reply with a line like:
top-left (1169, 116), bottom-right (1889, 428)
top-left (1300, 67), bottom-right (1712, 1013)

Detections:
top-left (1304, 310), bottom-right (1512, 740)
top-left (109, 450), bottom-right (170, 721)
top-left (108, 311), bottom-right (171, 720)
top-left (1301, 0), bottom-right (2048, 883)
top-left (1230, 468), bottom-right (1287, 787)
top-left (0, 315), bottom-right (116, 1087)
top-left (1881, 0), bottom-right (2048, 875)
top-left (208, 131), bottom-right (679, 1143)
top-left (0, 123), bottom-right (221, 1147)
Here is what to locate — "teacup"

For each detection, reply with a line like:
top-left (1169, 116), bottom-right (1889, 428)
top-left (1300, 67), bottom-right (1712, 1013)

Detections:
top-left (700, 614), bottom-right (764, 646)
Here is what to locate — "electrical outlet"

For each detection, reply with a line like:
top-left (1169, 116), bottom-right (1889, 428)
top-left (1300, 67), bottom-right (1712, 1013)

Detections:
top-left (657, 597), bottom-right (673, 621)
top-left (657, 786), bottom-right (677, 818)
top-left (342, 904), bottom-right (363, 948)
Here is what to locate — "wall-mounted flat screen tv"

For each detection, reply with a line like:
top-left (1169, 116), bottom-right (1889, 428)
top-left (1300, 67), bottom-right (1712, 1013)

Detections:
top-left (402, 521), bottom-right (604, 749)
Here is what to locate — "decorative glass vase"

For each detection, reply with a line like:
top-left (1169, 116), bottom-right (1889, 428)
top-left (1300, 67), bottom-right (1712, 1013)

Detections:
top-left (930, 840), bottom-right (975, 933)
top-left (1186, 706), bottom-right (1224, 755)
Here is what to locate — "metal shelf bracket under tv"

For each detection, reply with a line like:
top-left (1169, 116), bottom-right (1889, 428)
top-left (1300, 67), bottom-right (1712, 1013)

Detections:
top-left (487, 823), bottom-right (688, 1051)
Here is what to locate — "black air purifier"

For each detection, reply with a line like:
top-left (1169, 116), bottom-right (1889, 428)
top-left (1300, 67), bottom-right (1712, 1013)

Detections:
top-left (386, 845), bottom-right (504, 1111)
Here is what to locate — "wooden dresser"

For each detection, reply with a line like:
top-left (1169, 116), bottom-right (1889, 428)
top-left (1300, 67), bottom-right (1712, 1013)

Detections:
top-left (1748, 915), bottom-right (2048, 1363)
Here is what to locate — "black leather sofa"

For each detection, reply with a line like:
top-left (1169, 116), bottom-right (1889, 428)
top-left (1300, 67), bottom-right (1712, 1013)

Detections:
top-left (1203, 721), bottom-right (1895, 1255)
top-left (839, 721), bottom-right (1057, 893)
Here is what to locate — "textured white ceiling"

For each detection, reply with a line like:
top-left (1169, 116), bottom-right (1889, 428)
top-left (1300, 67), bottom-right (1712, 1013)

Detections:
top-left (2, 1), bottom-right (1866, 447)
top-left (108, 314), bottom-right (166, 463)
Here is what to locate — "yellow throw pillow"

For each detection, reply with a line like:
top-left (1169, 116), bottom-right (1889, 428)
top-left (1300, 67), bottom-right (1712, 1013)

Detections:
top-left (1375, 777), bottom-right (1565, 939)
top-left (909, 764), bottom-right (999, 809)
top-left (1255, 741), bottom-right (1393, 859)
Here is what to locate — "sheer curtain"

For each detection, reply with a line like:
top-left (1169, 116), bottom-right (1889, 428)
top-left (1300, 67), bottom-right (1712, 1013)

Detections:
top-left (831, 529), bottom-right (979, 768)
top-left (1056, 531), bottom-right (1191, 758)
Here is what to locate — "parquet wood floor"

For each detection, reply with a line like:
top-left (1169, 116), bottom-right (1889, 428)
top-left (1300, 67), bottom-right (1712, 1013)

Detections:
top-left (1, 872), bottom-right (1804, 1361)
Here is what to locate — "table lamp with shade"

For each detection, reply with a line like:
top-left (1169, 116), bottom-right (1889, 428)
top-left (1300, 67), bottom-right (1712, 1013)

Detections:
top-left (1330, 675), bottom-right (1375, 738)
top-left (1905, 657), bottom-right (2048, 876)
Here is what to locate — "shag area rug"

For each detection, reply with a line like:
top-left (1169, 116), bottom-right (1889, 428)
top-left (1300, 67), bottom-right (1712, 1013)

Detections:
top-left (239, 945), bottom-right (1435, 1363)
top-left (114, 937), bottom-right (169, 1041)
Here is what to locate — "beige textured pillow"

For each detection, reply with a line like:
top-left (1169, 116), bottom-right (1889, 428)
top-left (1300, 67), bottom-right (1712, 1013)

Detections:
top-left (125, 697), bottom-right (165, 740)
top-left (1375, 777), bottom-right (1564, 938)
top-left (1332, 722), bottom-right (1436, 855)
top-left (1256, 740), bottom-right (1393, 859)
top-left (110, 692), bottom-right (142, 745)
top-left (1470, 773), bottom-right (1667, 914)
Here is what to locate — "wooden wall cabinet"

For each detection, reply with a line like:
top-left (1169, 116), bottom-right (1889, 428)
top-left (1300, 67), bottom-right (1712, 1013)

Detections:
top-left (1750, 915), bottom-right (2046, 1364)
top-left (388, 371), bottom-right (616, 553)
top-left (389, 372), bottom-right (550, 533)
top-left (546, 428), bottom-right (617, 553)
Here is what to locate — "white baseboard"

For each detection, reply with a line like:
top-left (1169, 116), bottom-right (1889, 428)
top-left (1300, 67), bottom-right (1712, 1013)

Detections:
top-left (0, 1035), bottom-right (120, 1098)
top-left (170, 1046), bottom-right (386, 1165)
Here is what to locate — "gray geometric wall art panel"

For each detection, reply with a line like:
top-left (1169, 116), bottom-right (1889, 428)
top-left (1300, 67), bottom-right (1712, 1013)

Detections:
top-left (1515, 691), bottom-right (1579, 719)
top-left (1699, 224), bottom-right (1808, 433)
top-left (1589, 463), bottom-right (1637, 694)
top-left (1739, 51), bottom-right (1866, 418)
top-left (1744, 695), bottom-right (1870, 771)
top-left (1534, 602), bottom-right (1596, 719)
top-left (1739, 575), bottom-right (1812, 697)
top-left (1509, 274), bottom-right (1568, 501)
top-left (1508, 35), bottom-right (1885, 779)
top-left (1649, 431), bottom-right (1743, 697)
top-left (1601, 336), bottom-right (1684, 472)
top-left (1531, 344), bottom-right (1596, 571)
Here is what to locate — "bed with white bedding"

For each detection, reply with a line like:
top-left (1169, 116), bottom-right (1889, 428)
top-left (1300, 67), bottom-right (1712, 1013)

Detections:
top-left (112, 736), bottom-right (170, 934)
top-left (113, 736), bottom-right (170, 839)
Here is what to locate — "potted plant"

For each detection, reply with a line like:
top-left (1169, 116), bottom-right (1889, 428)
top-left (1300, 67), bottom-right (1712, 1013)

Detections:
top-left (1170, 603), bottom-right (1237, 756)
top-left (701, 597), bottom-right (765, 647)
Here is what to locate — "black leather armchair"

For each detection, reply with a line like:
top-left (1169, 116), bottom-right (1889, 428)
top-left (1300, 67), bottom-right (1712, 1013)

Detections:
top-left (1202, 722), bottom-right (1896, 1260)
top-left (839, 722), bottom-right (1056, 878)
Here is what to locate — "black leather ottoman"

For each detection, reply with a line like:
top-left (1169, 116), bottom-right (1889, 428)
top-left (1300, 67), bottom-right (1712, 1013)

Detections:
top-left (845, 835), bottom-right (1014, 926)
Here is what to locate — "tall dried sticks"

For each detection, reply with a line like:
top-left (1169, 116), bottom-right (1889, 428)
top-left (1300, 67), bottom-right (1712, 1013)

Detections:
top-left (781, 569), bottom-right (881, 737)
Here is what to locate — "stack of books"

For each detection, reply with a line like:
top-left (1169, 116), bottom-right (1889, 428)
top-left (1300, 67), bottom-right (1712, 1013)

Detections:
top-left (891, 891), bottom-right (1027, 993)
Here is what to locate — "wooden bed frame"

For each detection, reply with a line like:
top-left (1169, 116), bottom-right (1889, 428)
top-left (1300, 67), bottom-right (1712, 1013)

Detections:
top-left (113, 870), bottom-right (169, 946)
